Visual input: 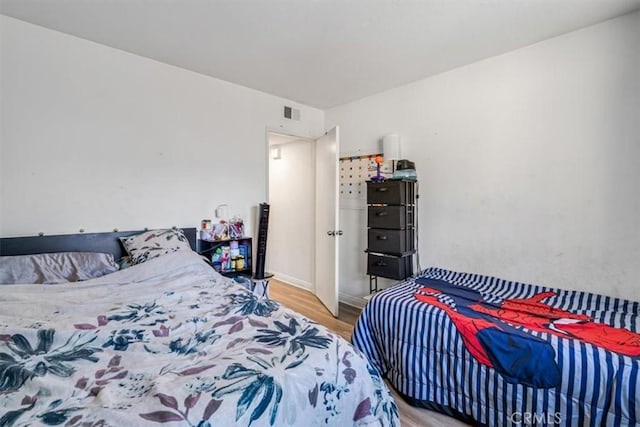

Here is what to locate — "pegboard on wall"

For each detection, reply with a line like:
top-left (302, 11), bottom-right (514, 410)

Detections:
top-left (339, 154), bottom-right (392, 200)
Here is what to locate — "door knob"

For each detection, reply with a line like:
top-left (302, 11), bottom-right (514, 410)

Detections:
top-left (336, 230), bottom-right (343, 236)
top-left (327, 230), bottom-right (335, 236)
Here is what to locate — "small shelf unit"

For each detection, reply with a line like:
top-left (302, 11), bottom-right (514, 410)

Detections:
top-left (197, 237), bottom-right (252, 277)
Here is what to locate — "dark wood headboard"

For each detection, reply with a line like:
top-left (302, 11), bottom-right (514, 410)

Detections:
top-left (0, 228), bottom-right (197, 260)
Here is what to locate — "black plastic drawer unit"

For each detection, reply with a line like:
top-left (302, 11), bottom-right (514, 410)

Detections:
top-left (366, 179), bottom-right (416, 287)
top-left (367, 180), bottom-right (415, 205)
top-left (367, 254), bottom-right (414, 281)
top-left (367, 229), bottom-right (414, 254)
top-left (368, 206), bottom-right (413, 229)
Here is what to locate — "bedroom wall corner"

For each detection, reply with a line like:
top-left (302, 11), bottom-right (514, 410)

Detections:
top-left (327, 10), bottom-right (640, 302)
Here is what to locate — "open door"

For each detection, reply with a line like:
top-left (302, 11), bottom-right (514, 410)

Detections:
top-left (315, 127), bottom-right (340, 317)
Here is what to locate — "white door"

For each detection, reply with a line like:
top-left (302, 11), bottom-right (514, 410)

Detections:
top-left (315, 127), bottom-right (340, 316)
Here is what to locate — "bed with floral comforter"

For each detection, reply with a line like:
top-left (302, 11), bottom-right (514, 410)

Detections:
top-left (0, 251), bottom-right (398, 426)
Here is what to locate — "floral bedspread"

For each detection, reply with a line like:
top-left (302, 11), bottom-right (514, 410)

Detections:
top-left (0, 251), bottom-right (398, 426)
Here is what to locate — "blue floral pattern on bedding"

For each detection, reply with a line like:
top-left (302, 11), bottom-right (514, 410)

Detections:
top-left (0, 251), bottom-right (398, 426)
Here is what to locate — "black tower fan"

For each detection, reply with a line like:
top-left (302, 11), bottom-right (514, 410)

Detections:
top-left (254, 203), bottom-right (270, 279)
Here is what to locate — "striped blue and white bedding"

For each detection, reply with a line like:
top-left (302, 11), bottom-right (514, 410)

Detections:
top-left (352, 267), bottom-right (640, 426)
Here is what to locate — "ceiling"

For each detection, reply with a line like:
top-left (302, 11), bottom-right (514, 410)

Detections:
top-left (1, 0), bottom-right (639, 109)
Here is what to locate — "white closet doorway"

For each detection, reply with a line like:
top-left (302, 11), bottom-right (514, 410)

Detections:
top-left (266, 128), bottom-right (341, 316)
top-left (267, 132), bottom-right (316, 293)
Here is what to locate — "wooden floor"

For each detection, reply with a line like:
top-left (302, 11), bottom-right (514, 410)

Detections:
top-left (269, 279), bottom-right (467, 427)
top-left (269, 278), bottom-right (359, 340)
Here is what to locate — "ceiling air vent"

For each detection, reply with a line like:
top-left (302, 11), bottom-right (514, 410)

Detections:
top-left (283, 106), bottom-right (300, 121)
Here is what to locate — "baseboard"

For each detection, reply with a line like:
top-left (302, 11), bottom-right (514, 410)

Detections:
top-left (339, 292), bottom-right (367, 309)
top-left (271, 271), bottom-right (313, 291)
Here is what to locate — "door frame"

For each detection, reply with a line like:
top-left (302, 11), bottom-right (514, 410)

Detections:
top-left (265, 128), bottom-right (317, 293)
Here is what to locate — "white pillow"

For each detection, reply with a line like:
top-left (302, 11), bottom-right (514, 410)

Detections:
top-left (120, 228), bottom-right (192, 265)
top-left (0, 252), bottom-right (118, 284)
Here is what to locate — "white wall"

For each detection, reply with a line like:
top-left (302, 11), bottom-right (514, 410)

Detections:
top-left (3, 12), bottom-right (639, 305)
top-left (268, 138), bottom-right (315, 290)
top-left (0, 15), bottom-right (324, 237)
top-left (328, 11), bottom-right (640, 302)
